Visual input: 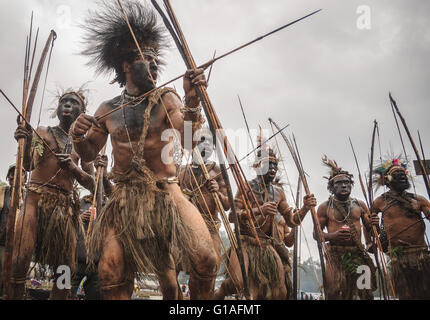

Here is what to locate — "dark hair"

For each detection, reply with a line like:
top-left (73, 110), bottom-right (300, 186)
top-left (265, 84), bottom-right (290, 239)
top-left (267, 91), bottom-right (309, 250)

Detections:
top-left (327, 172), bottom-right (354, 193)
top-left (81, 0), bottom-right (168, 87)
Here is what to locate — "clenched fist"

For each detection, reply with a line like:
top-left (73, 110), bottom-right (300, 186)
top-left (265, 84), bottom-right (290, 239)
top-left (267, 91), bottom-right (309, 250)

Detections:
top-left (94, 154), bottom-right (108, 169)
top-left (261, 201), bottom-right (278, 217)
top-left (206, 179), bottom-right (219, 193)
top-left (183, 68), bottom-right (207, 108)
top-left (370, 213), bottom-right (380, 227)
top-left (81, 209), bottom-right (92, 222)
top-left (72, 114), bottom-right (99, 137)
top-left (303, 194), bottom-right (317, 211)
top-left (56, 154), bottom-right (75, 171)
top-left (14, 124), bottom-right (32, 142)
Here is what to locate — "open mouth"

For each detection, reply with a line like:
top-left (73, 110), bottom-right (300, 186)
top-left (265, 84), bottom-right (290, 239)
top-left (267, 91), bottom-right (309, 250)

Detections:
top-left (63, 111), bottom-right (71, 117)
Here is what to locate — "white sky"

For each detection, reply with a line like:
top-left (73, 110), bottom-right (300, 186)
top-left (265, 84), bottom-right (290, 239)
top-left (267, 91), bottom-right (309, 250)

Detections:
top-left (0, 0), bottom-right (429, 261)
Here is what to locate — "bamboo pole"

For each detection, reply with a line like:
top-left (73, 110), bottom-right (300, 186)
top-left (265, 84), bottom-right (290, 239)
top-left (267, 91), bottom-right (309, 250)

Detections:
top-left (269, 118), bottom-right (329, 297)
top-left (389, 93), bottom-right (430, 198)
top-left (87, 145), bottom-right (107, 239)
top-left (367, 122), bottom-right (396, 299)
top-left (349, 136), bottom-right (389, 300)
top-left (2, 29), bottom-right (56, 300)
top-left (94, 7), bottom-right (321, 122)
top-left (86, 146), bottom-right (106, 264)
top-left (292, 177), bottom-right (302, 300)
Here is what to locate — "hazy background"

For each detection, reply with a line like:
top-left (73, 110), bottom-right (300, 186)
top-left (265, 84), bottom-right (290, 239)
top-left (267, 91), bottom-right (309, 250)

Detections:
top-left (0, 0), bottom-right (429, 263)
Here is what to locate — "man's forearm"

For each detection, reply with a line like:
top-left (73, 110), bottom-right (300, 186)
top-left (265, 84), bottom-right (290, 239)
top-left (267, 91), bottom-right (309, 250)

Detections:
top-left (184, 113), bottom-right (204, 150)
top-left (103, 173), bottom-right (113, 198)
top-left (218, 192), bottom-right (231, 211)
top-left (70, 165), bottom-right (95, 193)
top-left (322, 232), bottom-right (333, 242)
top-left (289, 206), bottom-right (310, 226)
top-left (73, 138), bottom-right (98, 163)
top-left (23, 138), bottom-right (33, 170)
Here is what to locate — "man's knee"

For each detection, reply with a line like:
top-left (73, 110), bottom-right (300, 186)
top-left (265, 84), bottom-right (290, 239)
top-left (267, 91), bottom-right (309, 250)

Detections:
top-left (193, 249), bottom-right (218, 277)
top-left (98, 254), bottom-right (124, 285)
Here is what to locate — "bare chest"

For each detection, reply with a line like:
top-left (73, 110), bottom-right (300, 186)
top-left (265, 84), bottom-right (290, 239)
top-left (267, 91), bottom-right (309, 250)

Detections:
top-left (251, 183), bottom-right (280, 207)
top-left (380, 198), bottom-right (421, 220)
top-left (327, 202), bottom-right (362, 226)
top-left (106, 102), bottom-right (164, 144)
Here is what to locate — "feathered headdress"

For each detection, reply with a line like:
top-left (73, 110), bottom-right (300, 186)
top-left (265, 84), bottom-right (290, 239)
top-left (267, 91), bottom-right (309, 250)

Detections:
top-left (253, 127), bottom-right (279, 168)
top-left (373, 157), bottom-right (408, 187)
top-left (50, 84), bottom-right (90, 118)
top-left (322, 155), bottom-right (354, 190)
top-left (80, 0), bottom-right (169, 87)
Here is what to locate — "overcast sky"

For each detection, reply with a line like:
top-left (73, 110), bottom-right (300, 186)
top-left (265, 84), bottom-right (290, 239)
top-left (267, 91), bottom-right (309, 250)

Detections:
top-left (0, 0), bottom-right (429, 263)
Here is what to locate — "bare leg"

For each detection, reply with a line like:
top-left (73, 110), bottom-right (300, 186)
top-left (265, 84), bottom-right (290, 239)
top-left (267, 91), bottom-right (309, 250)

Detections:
top-left (98, 228), bottom-right (134, 300)
top-left (10, 194), bottom-right (39, 299)
top-left (157, 254), bottom-right (181, 300)
top-left (189, 232), bottom-right (222, 300)
top-left (214, 243), bottom-right (249, 300)
top-left (167, 184), bottom-right (217, 299)
top-left (324, 260), bottom-right (339, 300)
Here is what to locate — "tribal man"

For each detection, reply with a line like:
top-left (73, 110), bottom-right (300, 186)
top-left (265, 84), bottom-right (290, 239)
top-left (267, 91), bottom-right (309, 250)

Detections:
top-left (280, 222), bottom-right (295, 299)
top-left (11, 88), bottom-right (95, 300)
top-left (316, 156), bottom-right (376, 300)
top-left (0, 164), bottom-right (27, 296)
top-left (265, 176), bottom-right (295, 299)
top-left (72, 1), bottom-right (217, 300)
top-left (71, 154), bottom-right (111, 300)
top-left (215, 147), bottom-right (316, 299)
top-left (371, 158), bottom-right (430, 299)
top-left (178, 133), bottom-right (230, 299)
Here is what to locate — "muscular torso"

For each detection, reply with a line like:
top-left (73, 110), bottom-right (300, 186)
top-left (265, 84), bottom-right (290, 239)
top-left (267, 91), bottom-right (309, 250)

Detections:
top-left (320, 199), bottom-right (365, 246)
top-left (97, 93), bottom-right (179, 178)
top-left (373, 194), bottom-right (427, 247)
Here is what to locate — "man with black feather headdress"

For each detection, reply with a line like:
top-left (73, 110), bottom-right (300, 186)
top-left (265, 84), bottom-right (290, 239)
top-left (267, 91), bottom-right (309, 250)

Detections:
top-left (215, 139), bottom-right (316, 300)
top-left (370, 158), bottom-right (430, 299)
top-left (315, 156), bottom-right (376, 300)
top-left (72, 1), bottom-right (217, 299)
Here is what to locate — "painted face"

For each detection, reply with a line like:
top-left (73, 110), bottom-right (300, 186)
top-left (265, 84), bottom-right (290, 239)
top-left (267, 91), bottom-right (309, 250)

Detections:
top-left (57, 93), bottom-right (84, 124)
top-left (389, 169), bottom-right (410, 192)
top-left (196, 137), bottom-right (214, 161)
top-left (7, 168), bottom-right (27, 187)
top-left (129, 54), bottom-right (159, 92)
top-left (260, 160), bottom-right (278, 183)
top-left (331, 176), bottom-right (352, 199)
